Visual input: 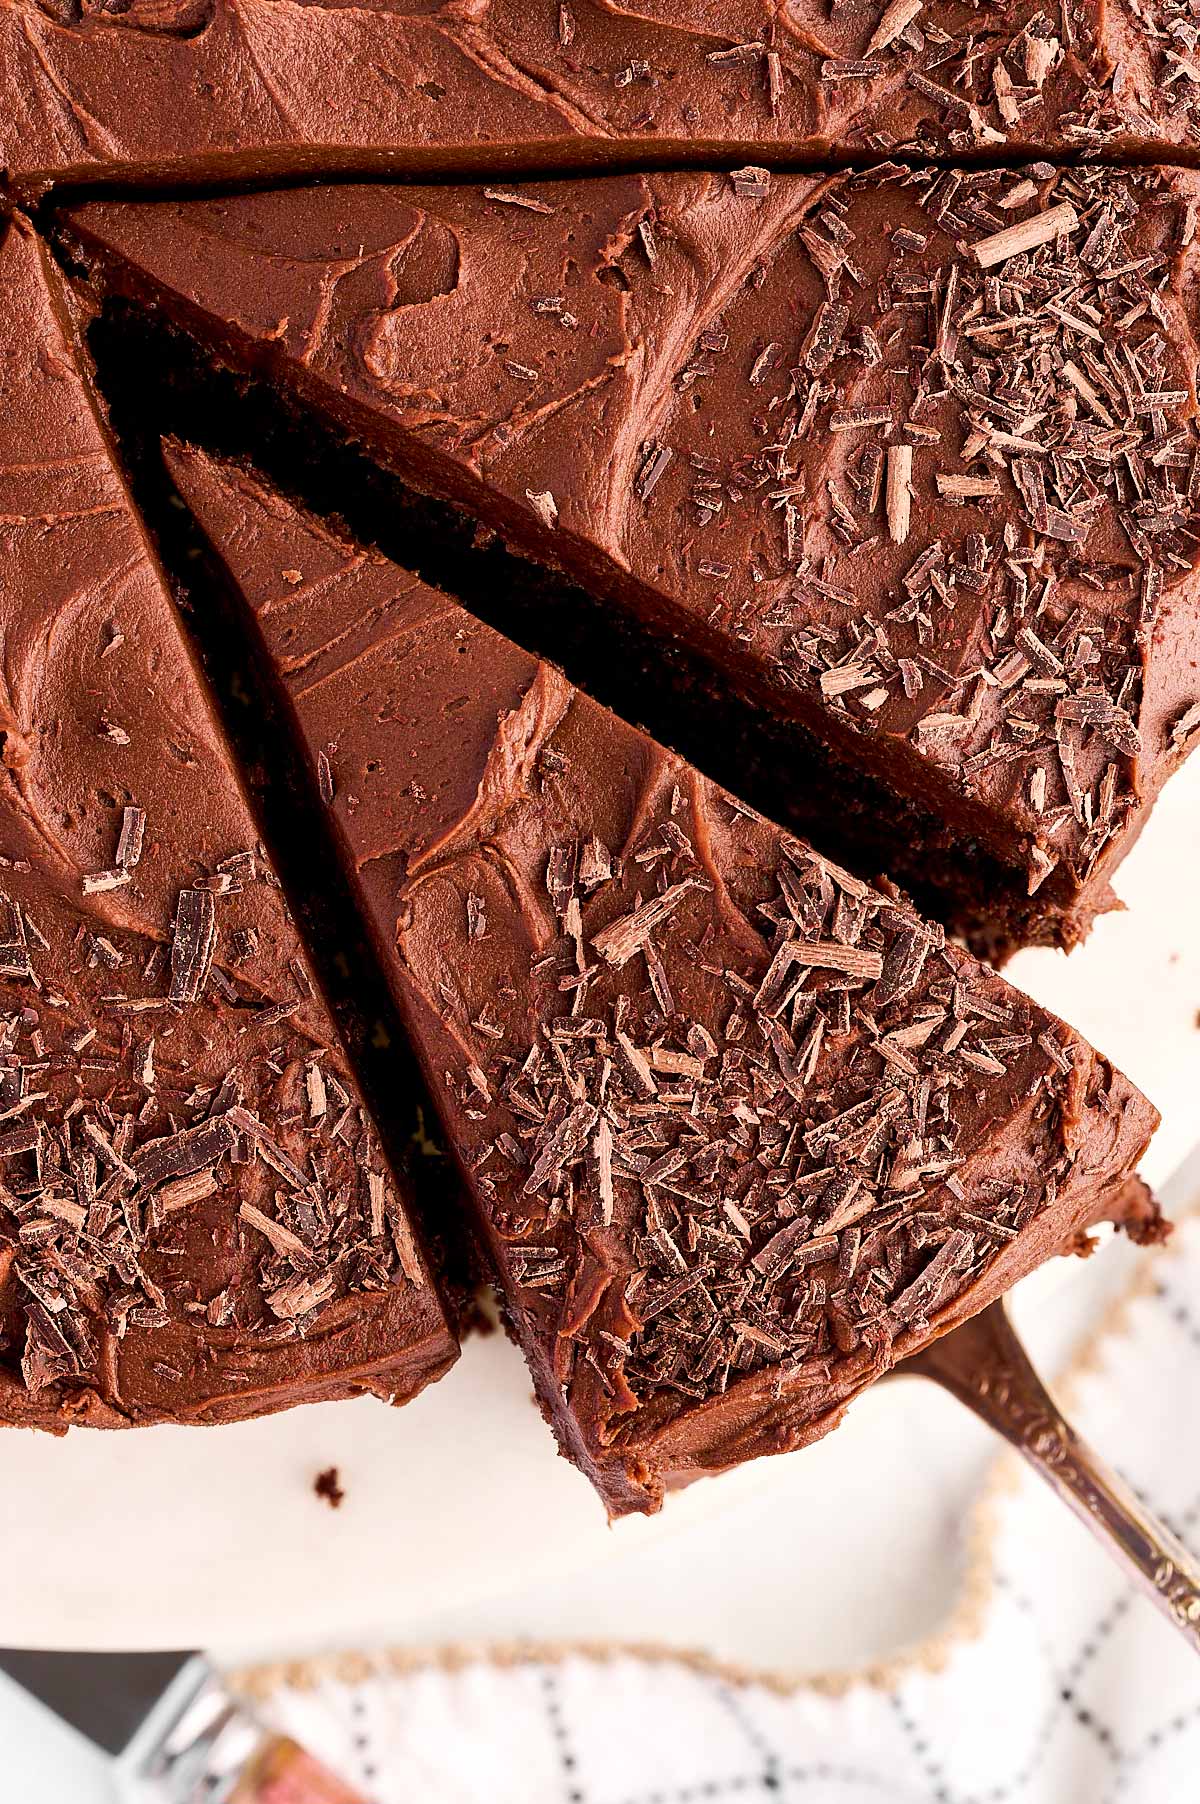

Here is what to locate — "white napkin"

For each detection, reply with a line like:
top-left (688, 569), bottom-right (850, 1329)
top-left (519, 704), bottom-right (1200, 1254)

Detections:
top-left (241, 1220), bottom-right (1200, 1803)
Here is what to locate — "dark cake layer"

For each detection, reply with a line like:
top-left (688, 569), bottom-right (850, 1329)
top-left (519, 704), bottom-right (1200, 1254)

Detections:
top-left (3, 0), bottom-right (1199, 197)
top-left (168, 442), bottom-right (1161, 1515)
top-left (0, 214), bottom-right (457, 1431)
top-left (63, 164), bottom-right (1200, 956)
top-left (66, 295), bottom-right (1067, 964)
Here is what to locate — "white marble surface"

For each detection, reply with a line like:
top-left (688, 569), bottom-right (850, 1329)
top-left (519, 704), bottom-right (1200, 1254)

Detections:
top-left (0, 1676), bottom-right (110, 1804)
top-left (2, 758), bottom-right (1198, 1683)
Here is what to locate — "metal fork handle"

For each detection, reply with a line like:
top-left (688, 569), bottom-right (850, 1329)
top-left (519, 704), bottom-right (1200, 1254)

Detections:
top-left (909, 1299), bottom-right (1200, 1652)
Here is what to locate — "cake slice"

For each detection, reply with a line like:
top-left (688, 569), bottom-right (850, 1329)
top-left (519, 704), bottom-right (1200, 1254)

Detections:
top-left (0, 214), bottom-right (457, 1431)
top-left (64, 163), bottom-right (1200, 958)
top-left (167, 441), bottom-right (1161, 1516)
top-left (0, 0), bottom-right (1193, 198)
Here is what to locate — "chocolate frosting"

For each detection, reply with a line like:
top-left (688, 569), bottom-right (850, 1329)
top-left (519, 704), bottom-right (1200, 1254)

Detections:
top-left (66, 164), bottom-right (1200, 952)
top-left (0, 0), bottom-right (1193, 197)
top-left (168, 443), bottom-right (1160, 1515)
top-left (0, 215), bottom-right (456, 1431)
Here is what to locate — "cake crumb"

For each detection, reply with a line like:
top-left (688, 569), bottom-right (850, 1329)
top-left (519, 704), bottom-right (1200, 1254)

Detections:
top-left (314, 1466), bottom-right (345, 1509)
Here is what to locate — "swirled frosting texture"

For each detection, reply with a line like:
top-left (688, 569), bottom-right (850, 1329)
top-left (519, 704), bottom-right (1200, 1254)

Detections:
top-left (169, 445), bottom-right (1160, 1515)
top-left (67, 164), bottom-right (1200, 953)
top-left (0, 217), bottom-right (455, 1431)
top-left (0, 0), bottom-right (1196, 195)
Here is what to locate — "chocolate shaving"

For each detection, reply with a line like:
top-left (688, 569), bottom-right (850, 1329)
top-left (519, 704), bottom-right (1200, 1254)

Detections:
top-left (591, 881), bottom-right (701, 967)
top-left (169, 888), bottom-right (217, 1004)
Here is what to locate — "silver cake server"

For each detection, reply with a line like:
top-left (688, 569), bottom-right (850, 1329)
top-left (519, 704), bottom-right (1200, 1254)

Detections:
top-left (908, 1141), bottom-right (1200, 1652)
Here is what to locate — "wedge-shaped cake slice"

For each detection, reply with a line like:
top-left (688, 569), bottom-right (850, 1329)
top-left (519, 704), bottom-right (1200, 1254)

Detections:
top-left (0, 216), bottom-right (456, 1431)
top-left (66, 163), bottom-right (1200, 958)
top-left (0, 0), bottom-right (1194, 197)
top-left (168, 443), bottom-right (1161, 1515)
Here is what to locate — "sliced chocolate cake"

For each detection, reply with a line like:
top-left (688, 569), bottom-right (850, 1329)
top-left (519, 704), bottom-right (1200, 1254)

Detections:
top-left (64, 164), bottom-right (1200, 957)
top-left (167, 442), bottom-right (1161, 1515)
top-left (0, 215), bottom-right (457, 1431)
top-left (0, 0), bottom-right (1194, 198)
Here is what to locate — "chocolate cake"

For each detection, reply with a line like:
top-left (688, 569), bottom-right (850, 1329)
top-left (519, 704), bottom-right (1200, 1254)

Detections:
top-left (1, 0), bottom-right (1196, 198)
top-left (166, 441), bottom-right (1161, 1514)
top-left (63, 163), bottom-right (1200, 957)
top-left (0, 214), bottom-right (457, 1431)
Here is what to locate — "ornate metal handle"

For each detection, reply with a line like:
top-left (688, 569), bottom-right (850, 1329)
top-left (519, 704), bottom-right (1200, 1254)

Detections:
top-left (909, 1300), bottom-right (1200, 1651)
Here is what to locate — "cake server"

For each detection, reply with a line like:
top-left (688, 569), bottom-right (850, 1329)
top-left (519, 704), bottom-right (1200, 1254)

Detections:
top-left (907, 1140), bottom-right (1200, 1653)
top-left (910, 1300), bottom-right (1200, 1652)
top-left (0, 1648), bottom-right (370, 1802)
